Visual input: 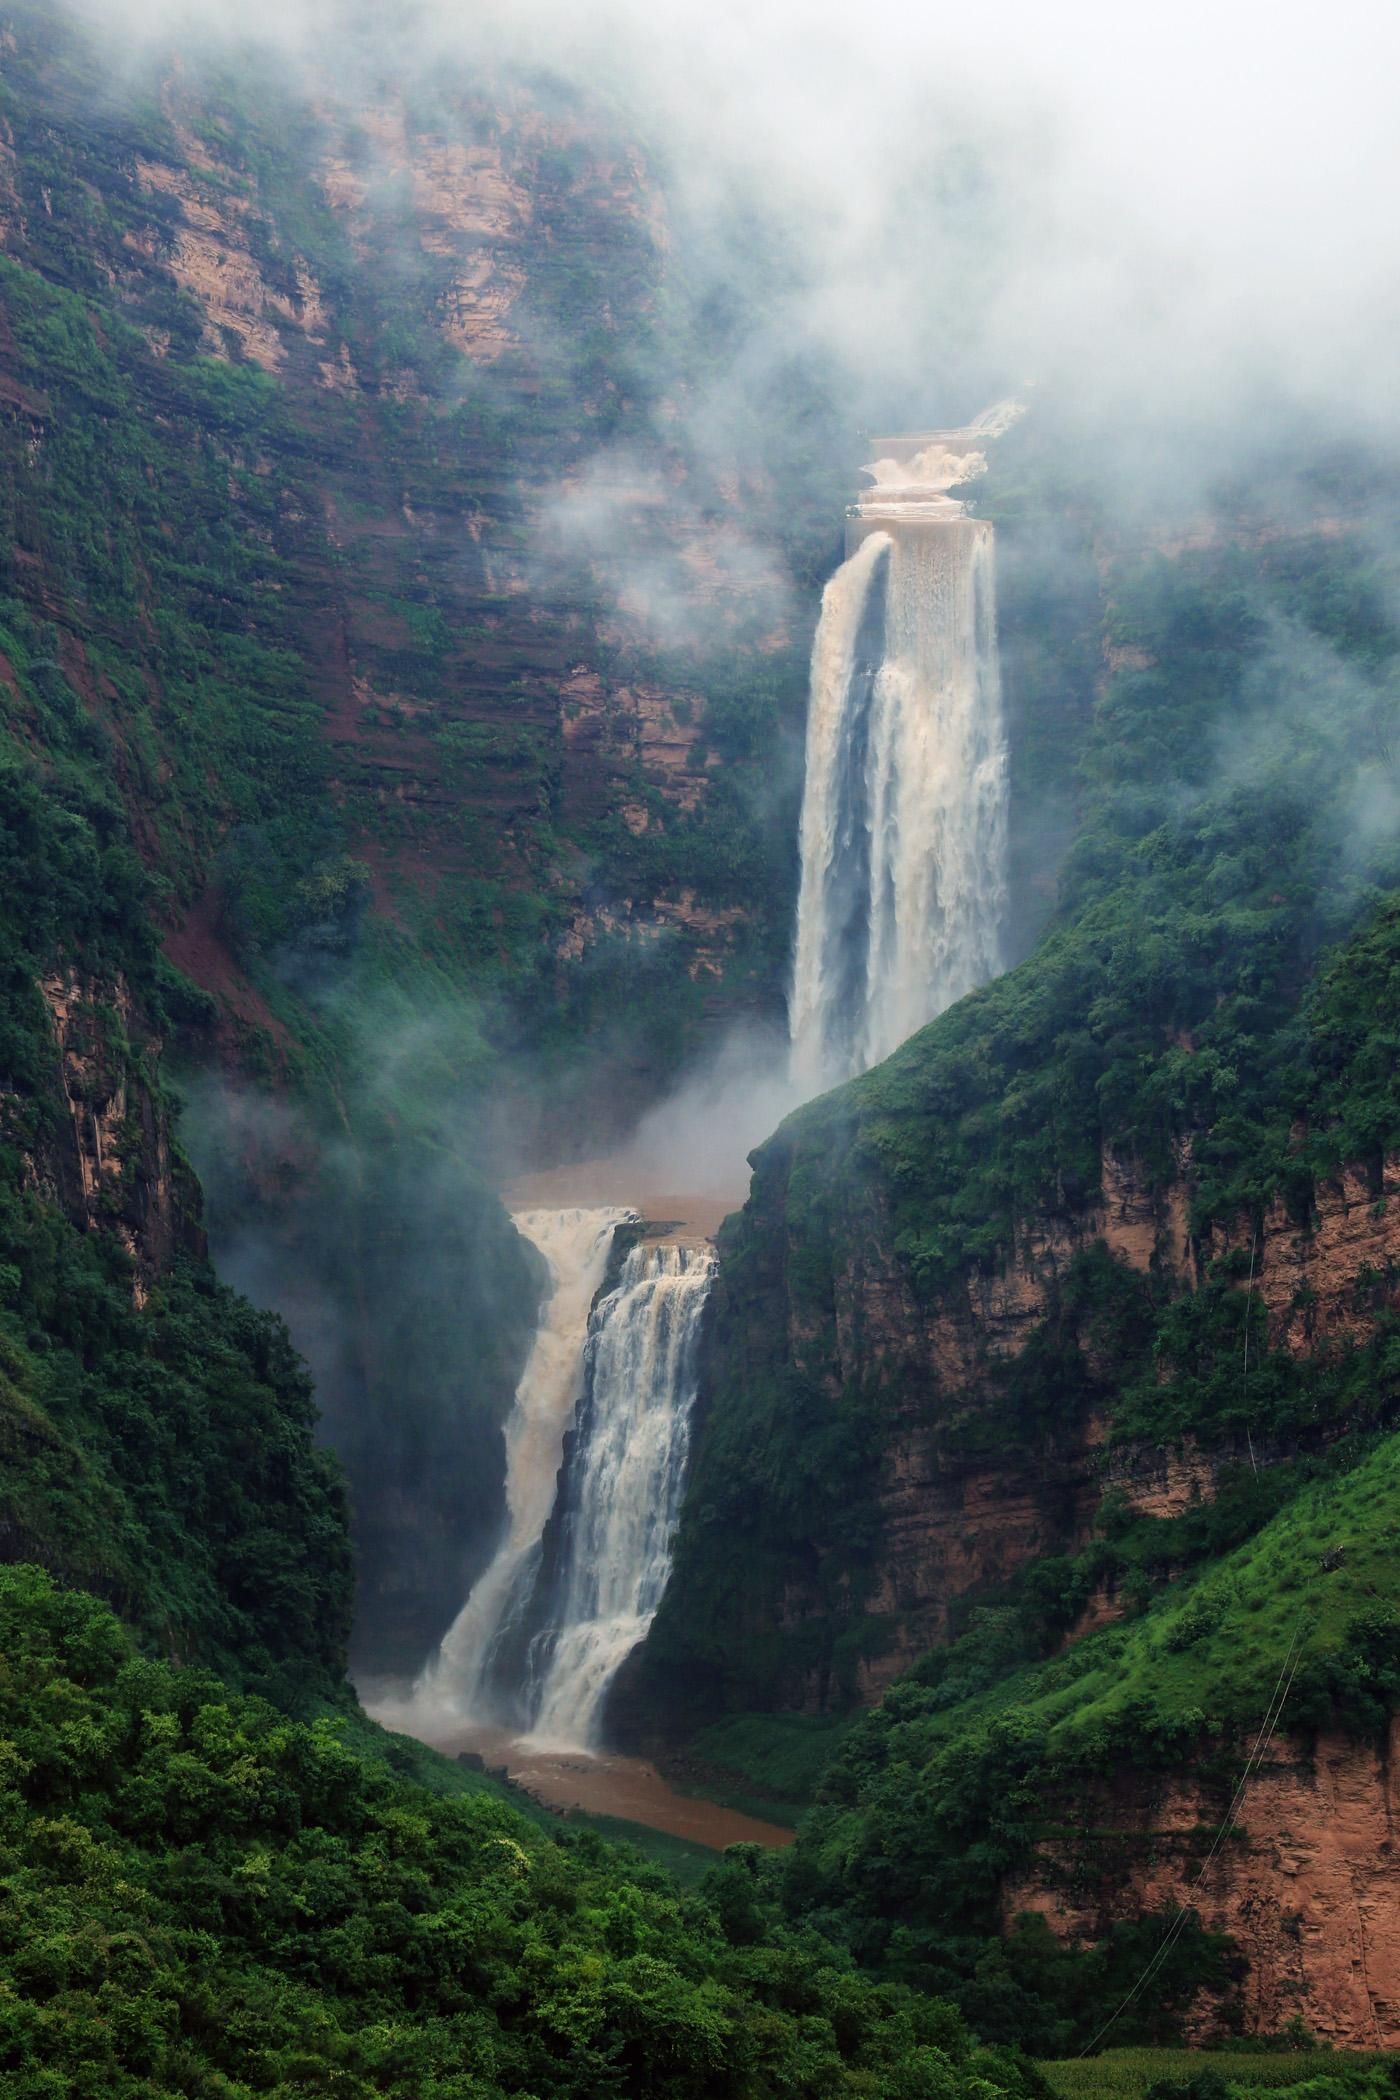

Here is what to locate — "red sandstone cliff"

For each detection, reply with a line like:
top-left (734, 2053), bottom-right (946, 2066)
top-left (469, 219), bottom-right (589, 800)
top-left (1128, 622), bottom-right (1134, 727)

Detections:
top-left (754, 1141), bottom-right (1400, 1700)
top-left (1004, 1723), bottom-right (1400, 2047)
top-left (0, 35), bottom-right (809, 1077)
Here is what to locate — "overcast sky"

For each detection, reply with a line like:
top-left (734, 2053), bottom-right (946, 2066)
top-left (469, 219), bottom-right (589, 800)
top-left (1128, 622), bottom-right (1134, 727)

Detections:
top-left (64, 0), bottom-right (1400, 470)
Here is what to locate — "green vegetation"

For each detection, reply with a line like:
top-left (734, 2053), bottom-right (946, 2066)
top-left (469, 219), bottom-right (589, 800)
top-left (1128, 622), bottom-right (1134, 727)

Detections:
top-left (0, 1567), bottom-right (1056, 2100)
top-left (0, 1179), bottom-right (352, 1695)
top-left (1041, 2053), bottom-right (1400, 2100)
top-left (688, 1714), bottom-right (857, 1825)
top-left (777, 1430), bottom-right (1400, 2018)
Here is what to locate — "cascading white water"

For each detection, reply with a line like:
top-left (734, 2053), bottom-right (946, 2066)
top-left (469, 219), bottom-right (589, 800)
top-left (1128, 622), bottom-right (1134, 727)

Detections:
top-left (856, 520), bottom-right (1007, 1070)
top-left (788, 454), bottom-right (1010, 1092)
top-left (414, 1205), bottom-right (633, 1720)
top-left (788, 530), bottom-right (893, 1097)
top-left (527, 1241), bottom-right (715, 1751)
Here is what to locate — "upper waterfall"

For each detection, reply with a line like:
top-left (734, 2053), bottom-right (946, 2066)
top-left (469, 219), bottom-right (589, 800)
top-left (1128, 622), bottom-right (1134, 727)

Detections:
top-left (788, 531), bottom-right (893, 1094)
top-left (788, 412), bottom-right (1013, 1092)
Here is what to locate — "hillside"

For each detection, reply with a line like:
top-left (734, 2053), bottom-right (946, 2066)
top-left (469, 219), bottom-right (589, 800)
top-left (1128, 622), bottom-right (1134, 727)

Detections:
top-left (0, 1563), bottom-right (1068, 2097)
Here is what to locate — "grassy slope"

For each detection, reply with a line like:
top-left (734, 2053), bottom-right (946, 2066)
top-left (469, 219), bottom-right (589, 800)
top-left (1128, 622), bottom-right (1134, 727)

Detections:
top-left (1041, 2055), bottom-right (1400, 2100)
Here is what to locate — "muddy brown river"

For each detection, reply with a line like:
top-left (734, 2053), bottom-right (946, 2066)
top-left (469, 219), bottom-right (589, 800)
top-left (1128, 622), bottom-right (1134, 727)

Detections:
top-left (456, 1729), bottom-right (793, 1849)
top-left (372, 1704), bottom-right (793, 1850)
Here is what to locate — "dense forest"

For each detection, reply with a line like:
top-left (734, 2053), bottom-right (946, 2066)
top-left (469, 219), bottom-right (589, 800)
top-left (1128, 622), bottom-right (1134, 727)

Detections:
top-left (1, 0), bottom-right (1399, 2090)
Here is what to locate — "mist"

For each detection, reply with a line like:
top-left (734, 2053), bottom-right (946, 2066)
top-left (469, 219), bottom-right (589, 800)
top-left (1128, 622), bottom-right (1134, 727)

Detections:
top-left (60, 0), bottom-right (1400, 488)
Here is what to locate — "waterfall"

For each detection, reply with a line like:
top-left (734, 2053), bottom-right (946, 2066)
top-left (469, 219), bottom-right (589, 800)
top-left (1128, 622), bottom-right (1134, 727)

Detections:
top-left (788, 468), bottom-right (1010, 1092)
top-left (415, 1205), bottom-right (633, 1721)
top-left (857, 519), bottom-right (1008, 1070)
top-left (527, 1241), bottom-right (715, 1751)
top-left (389, 411), bottom-right (1015, 1769)
top-left (788, 530), bottom-right (893, 1096)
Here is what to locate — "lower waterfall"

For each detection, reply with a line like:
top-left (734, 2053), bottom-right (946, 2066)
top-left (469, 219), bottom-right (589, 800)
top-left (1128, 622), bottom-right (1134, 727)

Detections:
top-left (409, 1211), bottom-right (714, 1748)
top-left (415, 1205), bottom-right (633, 1723)
top-left (528, 1242), bottom-right (716, 1750)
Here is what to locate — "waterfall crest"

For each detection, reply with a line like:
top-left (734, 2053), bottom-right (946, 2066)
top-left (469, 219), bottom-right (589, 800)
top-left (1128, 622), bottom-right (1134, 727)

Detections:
top-left (528, 1242), bottom-right (715, 1750)
top-left (416, 1205), bottom-right (633, 1720)
top-left (788, 430), bottom-right (1011, 1091)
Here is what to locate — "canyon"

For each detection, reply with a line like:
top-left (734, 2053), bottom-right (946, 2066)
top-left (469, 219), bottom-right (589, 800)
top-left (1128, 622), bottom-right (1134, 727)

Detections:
top-left (1, 0), bottom-right (1400, 2070)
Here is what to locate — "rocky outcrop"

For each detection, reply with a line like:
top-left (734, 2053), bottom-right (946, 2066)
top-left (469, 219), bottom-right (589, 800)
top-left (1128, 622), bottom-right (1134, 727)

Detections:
top-left (683, 1137), bottom-right (1200, 1702)
top-left (1003, 1723), bottom-right (1400, 2047)
top-left (134, 151), bottom-right (330, 372)
top-left (1211, 1153), bottom-right (1400, 1354)
top-left (32, 971), bottom-right (197, 1288)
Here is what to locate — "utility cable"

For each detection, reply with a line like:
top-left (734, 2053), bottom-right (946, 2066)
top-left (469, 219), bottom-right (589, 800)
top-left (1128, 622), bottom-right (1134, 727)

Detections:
top-left (1076, 1629), bottom-right (1302, 2055)
top-left (1081, 1620), bottom-right (1305, 2049)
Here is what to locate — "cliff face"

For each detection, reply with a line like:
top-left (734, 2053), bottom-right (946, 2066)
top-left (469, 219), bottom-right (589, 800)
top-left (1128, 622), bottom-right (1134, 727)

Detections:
top-left (1004, 1723), bottom-right (1400, 2048)
top-left (33, 969), bottom-right (197, 1287)
top-left (648, 1128), bottom-right (1400, 1718)
top-left (868, 1144), bottom-right (1400, 1689)
top-left (0, 9), bottom-right (829, 1094)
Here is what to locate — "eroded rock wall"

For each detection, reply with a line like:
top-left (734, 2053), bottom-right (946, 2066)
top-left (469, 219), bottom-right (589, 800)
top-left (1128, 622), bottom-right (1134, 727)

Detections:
top-left (1004, 1724), bottom-right (1400, 2047)
top-left (642, 1126), bottom-right (1400, 1719)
